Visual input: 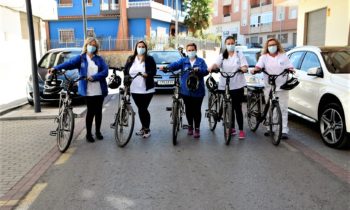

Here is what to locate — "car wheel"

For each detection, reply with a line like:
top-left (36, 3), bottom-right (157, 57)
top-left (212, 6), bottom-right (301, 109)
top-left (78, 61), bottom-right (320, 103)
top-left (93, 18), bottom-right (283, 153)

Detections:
top-left (28, 99), bottom-right (34, 106)
top-left (319, 103), bottom-right (349, 149)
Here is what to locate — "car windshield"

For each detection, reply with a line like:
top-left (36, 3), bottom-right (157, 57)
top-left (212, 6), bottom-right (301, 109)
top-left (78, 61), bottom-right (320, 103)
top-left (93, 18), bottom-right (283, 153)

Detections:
top-left (38, 50), bottom-right (80, 68)
top-left (148, 51), bottom-right (182, 64)
top-left (243, 52), bottom-right (259, 67)
top-left (322, 49), bottom-right (350, 74)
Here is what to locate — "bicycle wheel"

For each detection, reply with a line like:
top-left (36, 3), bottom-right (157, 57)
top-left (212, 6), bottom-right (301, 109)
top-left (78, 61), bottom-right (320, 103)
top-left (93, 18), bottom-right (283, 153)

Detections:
top-left (269, 103), bottom-right (282, 146)
top-left (247, 91), bottom-right (261, 132)
top-left (207, 93), bottom-right (218, 131)
top-left (115, 105), bottom-right (135, 147)
top-left (172, 101), bottom-right (179, 146)
top-left (57, 108), bottom-right (75, 153)
top-left (223, 101), bottom-right (232, 145)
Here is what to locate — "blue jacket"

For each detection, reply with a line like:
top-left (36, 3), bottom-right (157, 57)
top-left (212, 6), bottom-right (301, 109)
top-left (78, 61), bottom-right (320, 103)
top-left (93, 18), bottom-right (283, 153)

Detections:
top-left (167, 56), bottom-right (208, 97)
top-left (54, 53), bottom-right (109, 97)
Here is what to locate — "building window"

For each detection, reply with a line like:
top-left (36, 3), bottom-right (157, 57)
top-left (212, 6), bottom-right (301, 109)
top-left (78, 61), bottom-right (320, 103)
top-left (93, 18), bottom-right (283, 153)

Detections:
top-left (261, 11), bottom-right (272, 24)
top-left (59, 29), bottom-right (75, 43)
top-left (213, 0), bottom-right (218, 16)
top-left (289, 7), bottom-right (297, 19)
top-left (251, 36), bottom-right (258, 43)
top-left (242, 17), bottom-right (247, 26)
top-left (259, 37), bottom-right (263, 44)
top-left (100, 0), bottom-right (118, 10)
top-left (260, 0), bottom-right (271, 6)
top-left (278, 33), bottom-right (288, 43)
top-left (234, 0), bottom-right (239, 13)
top-left (246, 37), bottom-right (250, 44)
top-left (59, 0), bottom-right (72, 6)
top-left (276, 6), bottom-right (285, 21)
top-left (250, 14), bottom-right (259, 27)
top-left (87, 28), bottom-right (95, 37)
top-left (86, 0), bottom-right (93, 6)
top-left (267, 34), bottom-right (275, 39)
top-left (242, 0), bottom-right (247, 10)
top-left (223, 5), bottom-right (231, 17)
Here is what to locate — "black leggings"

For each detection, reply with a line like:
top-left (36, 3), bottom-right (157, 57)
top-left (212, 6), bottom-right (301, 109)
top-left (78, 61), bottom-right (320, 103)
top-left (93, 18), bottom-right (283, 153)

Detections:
top-left (182, 95), bottom-right (204, 129)
top-left (132, 93), bottom-right (153, 130)
top-left (85, 95), bottom-right (104, 136)
top-left (229, 88), bottom-right (244, 130)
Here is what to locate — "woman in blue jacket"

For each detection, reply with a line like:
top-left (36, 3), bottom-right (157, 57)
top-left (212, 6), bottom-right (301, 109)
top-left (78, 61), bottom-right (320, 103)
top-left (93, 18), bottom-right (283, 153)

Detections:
top-left (161, 43), bottom-right (208, 138)
top-left (50, 37), bottom-right (108, 143)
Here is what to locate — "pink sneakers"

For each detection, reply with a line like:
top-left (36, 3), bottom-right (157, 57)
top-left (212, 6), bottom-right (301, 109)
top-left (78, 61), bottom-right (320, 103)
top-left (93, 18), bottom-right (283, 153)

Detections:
top-left (187, 127), bottom-right (193, 135)
top-left (231, 128), bottom-right (237, 136)
top-left (194, 129), bottom-right (200, 138)
top-left (238, 130), bottom-right (246, 140)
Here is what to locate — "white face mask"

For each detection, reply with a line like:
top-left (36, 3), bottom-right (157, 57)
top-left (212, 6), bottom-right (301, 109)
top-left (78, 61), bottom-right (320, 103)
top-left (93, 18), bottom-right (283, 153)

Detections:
top-left (137, 47), bottom-right (146, 55)
top-left (226, 44), bottom-right (235, 52)
top-left (187, 51), bottom-right (197, 59)
top-left (268, 45), bottom-right (278, 54)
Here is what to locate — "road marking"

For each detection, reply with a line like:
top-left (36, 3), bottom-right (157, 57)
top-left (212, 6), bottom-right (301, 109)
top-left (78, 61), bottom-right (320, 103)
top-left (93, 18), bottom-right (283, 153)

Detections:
top-left (54, 147), bottom-right (76, 165)
top-left (0, 199), bottom-right (19, 206)
top-left (281, 141), bottom-right (298, 152)
top-left (15, 183), bottom-right (47, 210)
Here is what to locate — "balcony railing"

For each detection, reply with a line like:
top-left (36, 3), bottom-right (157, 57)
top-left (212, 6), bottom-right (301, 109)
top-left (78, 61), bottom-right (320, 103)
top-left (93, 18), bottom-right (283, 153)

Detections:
top-left (223, 0), bottom-right (231, 6)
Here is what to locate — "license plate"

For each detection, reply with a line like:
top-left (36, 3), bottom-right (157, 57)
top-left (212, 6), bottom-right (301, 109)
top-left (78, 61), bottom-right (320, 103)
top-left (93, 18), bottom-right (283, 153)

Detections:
top-left (158, 80), bottom-right (174, 85)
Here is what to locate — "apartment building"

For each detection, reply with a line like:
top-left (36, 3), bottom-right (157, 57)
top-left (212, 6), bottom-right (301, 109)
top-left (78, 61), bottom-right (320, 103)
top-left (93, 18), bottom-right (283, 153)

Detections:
top-left (209, 0), bottom-right (297, 48)
top-left (48, 0), bottom-right (187, 50)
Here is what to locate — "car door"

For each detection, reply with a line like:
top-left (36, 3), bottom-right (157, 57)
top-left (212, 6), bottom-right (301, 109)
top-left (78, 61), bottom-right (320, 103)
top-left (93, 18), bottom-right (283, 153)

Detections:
top-left (287, 51), bottom-right (305, 111)
top-left (293, 51), bottom-right (324, 119)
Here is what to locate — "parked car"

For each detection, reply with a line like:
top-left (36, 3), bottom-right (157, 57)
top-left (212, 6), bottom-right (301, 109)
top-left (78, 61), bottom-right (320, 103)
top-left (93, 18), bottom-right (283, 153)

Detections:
top-left (241, 48), bottom-right (264, 88)
top-left (147, 50), bottom-right (183, 90)
top-left (26, 48), bottom-right (82, 105)
top-left (287, 46), bottom-right (350, 149)
top-left (247, 43), bottom-right (262, 48)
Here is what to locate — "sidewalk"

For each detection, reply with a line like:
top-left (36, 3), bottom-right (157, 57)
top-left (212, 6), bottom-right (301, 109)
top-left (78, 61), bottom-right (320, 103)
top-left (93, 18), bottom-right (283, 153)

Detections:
top-left (0, 98), bottom-right (95, 209)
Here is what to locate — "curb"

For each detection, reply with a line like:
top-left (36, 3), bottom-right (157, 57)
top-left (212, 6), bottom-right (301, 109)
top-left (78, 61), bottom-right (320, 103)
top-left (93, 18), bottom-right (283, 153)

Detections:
top-left (0, 102), bottom-right (28, 117)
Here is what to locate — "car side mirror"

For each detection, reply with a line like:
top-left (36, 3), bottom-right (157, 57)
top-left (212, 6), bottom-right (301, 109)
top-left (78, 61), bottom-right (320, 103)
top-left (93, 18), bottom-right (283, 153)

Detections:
top-left (307, 67), bottom-right (323, 78)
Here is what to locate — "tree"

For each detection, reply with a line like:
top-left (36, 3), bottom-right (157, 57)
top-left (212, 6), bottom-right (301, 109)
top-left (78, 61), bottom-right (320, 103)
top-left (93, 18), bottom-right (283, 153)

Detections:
top-left (183, 0), bottom-right (212, 38)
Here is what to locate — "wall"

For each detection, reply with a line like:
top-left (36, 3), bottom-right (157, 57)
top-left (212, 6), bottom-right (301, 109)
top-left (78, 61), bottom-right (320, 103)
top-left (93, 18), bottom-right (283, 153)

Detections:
top-left (56, 0), bottom-right (100, 16)
top-left (297, 0), bottom-right (350, 46)
top-left (128, 18), bottom-right (146, 38)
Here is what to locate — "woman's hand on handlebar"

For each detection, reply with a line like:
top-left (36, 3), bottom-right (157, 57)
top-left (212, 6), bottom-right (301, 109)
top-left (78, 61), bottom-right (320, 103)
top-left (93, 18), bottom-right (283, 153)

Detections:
top-left (87, 76), bottom-right (94, 82)
top-left (251, 67), bottom-right (261, 75)
top-left (48, 68), bottom-right (57, 75)
top-left (240, 66), bottom-right (248, 73)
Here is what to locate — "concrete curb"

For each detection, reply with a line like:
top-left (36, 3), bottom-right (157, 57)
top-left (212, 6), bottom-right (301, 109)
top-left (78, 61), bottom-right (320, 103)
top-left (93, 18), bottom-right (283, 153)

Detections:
top-left (0, 102), bottom-right (28, 117)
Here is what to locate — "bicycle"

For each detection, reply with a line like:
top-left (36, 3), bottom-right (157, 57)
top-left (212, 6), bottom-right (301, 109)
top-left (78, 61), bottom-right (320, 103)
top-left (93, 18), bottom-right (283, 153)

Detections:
top-left (205, 68), bottom-right (243, 145)
top-left (49, 70), bottom-right (85, 153)
top-left (163, 67), bottom-right (198, 145)
top-left (110, 67), bottom-right (144, 147)
top-left (246, 68), bottom-right (290, 146)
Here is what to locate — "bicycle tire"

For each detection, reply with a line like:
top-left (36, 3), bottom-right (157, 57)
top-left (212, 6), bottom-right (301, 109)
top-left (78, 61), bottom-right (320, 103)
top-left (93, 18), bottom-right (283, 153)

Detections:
top-left (247, 91), bottom-right (261, 132)
top-left (115, 106), bottom-right (135, 147)
top-left (223, 101), bottom-right (232, 145)
top-left (207, 93), bottom-right (218, 131)
top-left (269, 103), bottom-right (282, 146)
top-left (57, 108), bottom-right (75, 153)
top-left (172, 101), bottom-right (179, 146)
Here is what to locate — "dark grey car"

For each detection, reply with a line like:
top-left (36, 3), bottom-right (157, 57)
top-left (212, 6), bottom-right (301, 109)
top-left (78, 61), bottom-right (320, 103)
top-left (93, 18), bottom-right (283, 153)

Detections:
top-left (26, 48), bottom-right (81, 105)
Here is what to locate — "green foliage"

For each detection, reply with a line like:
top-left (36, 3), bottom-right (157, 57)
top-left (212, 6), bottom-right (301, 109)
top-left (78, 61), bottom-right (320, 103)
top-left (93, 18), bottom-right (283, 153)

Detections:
top-left (184, 0), bottom-right (213, 38)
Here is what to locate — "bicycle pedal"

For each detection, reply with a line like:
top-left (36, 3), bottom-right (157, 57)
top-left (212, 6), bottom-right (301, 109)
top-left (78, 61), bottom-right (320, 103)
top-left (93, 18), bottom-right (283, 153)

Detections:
top-left (50, 131), bottom-right (57, 136)
top-left (166, 107), bottom-right (172, 111)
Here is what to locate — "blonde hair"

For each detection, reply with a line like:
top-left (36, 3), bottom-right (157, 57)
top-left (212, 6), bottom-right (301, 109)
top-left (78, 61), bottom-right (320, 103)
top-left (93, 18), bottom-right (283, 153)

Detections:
top-left (82, 37), bottom-right (100, 54)
top-left (262, 38), bottom-right (285, 54)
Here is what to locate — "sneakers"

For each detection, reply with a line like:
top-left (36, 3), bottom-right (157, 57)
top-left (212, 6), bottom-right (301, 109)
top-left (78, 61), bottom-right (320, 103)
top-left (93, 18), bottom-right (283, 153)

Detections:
top-left (281, 133), bottom-right (289, 140)
top-left (136, 128), bottom-right (151, 138)
top-left (86, 134), bottom-right (95, 143)
top-left (136, 129), bottom-right (145, 136)
top-left (231, 128), bottom-right (237, 136)
top-left (95, 132), bottom-right (103, 140)
top-left (238, 130), bottom-right (246, 140)
top-left (194, 128), bottom-right (200, 138)
top-left (188, 127), bottom-right (194, 135)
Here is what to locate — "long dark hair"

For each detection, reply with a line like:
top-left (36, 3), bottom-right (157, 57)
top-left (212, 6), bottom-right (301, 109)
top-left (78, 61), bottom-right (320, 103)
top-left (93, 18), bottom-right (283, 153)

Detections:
top-left (222, 36), bottom-right (236, 60)
top-left (128, 40), bottom-right (148, 63)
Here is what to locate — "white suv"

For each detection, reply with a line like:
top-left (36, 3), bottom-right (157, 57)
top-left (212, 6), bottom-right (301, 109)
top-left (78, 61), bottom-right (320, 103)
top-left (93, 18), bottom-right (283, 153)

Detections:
top-left (287, 46), bottom-right (350, 149)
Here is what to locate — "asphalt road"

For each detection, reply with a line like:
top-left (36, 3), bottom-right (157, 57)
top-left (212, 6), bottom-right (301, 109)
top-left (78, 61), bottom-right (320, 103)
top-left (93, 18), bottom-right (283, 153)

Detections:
top-left (15, 92), bottom-right (350, 210)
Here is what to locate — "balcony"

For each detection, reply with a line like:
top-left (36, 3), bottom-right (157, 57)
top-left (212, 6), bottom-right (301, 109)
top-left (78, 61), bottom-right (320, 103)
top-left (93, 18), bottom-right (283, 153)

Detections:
top-left (100, 2), bottom-right (120, 15)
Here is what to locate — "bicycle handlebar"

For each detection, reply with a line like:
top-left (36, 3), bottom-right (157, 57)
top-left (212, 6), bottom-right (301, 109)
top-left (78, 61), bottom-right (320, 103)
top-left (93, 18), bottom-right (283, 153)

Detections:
top-left (211, 68), bottom-right (243, 78)
top-left (162, 66), bottom-right (199, 75)
top-left (50, 69), bottom-right (86, 83)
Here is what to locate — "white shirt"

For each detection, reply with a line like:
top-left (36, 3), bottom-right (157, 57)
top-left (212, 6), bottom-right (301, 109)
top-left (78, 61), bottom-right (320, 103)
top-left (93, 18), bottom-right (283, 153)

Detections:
top-left (86, 55), bottom-right (102, 96)
top-left (214, 52), bottom-right (248, 90)
top-left (255, 53), bottom-right (293, 91)
top-left (129, 57), bottom-right (155, 94)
